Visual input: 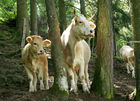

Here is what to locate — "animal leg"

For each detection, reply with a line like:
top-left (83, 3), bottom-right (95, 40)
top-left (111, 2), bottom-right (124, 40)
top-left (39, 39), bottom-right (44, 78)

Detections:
top-left (38, 69), bottom-right (45, 90)
top-left (128, 60), bottom-right (135, 78)
top-left (85, 64), bottom-right (91, 89)
top-left (25, 67), bottom-right (34, 92)
top-left (126, 63), bottom-right (130, 74)
top-left (44, 72), bottom-right (49, 90)
top-left (79, 62), bottom-right (89, 93)
top-left (32, 70), bottom-right (37, 92)
top-left (67, 67), bottom-right (77, 93)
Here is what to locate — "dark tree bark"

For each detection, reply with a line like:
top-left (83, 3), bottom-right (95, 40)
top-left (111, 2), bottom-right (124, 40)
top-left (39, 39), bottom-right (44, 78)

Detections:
top-left (30, 0), bottom-right (38, 35)
top-left (45, 0), bottom-right (68, 93)
top-left (91, 0), bottom-right (114, 99)
top-left (58, 0), bottom-right (67, 34)
top-left (130, 0), bottom-right (140, 100)
top-left (113, 32), bottom-right (118, 56)
top-left (80, 0), bottom-right (86, 17)
top-left (17, 0), bottom-right (29, 39)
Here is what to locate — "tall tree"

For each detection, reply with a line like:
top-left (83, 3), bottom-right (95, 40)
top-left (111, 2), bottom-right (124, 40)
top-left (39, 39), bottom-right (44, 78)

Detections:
top-left (92, 0), bottom-right (114, 99)
top-left (58, 0), bottom-right (67, 34)
top-left (45, 0), bottom-right (68, 93)
top-left (17, 0), bottom-right (29, 39)
top-left (30, 0), bottom-right (38, 35)
top-left (130, 0), bottom-right (140, 100)
top-left (80, 0), bottom-right (86, 17)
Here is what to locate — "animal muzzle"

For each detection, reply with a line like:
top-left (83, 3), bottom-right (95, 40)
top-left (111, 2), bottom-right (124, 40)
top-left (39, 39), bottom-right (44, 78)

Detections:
top-left (37, 49), bottom-right (45, 55)
top-left (87, 30), bottom-right (95, 37)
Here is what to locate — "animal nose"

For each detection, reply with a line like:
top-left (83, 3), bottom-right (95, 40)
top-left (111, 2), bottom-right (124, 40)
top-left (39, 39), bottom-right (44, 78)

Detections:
top-left (90, 30), bottom-right (93, 33)
top-left (40, 50), bottom-right (44, 54)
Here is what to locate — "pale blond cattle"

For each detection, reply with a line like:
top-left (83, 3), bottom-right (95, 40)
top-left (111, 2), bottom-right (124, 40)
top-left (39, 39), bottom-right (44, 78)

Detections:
top-left (22, 35), bottom-right (51, 92)
top-left (61, 14), bottom-right (96, 93)
top-left (120, 45), bottom-right (135, 78)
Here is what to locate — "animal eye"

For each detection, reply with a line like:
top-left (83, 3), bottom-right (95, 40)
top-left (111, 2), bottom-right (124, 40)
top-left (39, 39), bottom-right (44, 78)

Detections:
top-left (33, 43), bottom-right (37, 45)
top-left (79, 21), bottom-right (82, 24)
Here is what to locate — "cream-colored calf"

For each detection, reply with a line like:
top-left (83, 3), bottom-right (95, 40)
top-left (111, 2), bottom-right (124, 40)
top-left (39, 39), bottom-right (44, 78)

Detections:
top-left (22, 35), bottom-right (51, 92)
top-left (61, 14), bottom-right (96, 93)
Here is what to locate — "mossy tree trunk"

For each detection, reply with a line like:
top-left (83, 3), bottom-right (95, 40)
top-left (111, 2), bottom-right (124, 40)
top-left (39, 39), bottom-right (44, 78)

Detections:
top-left (45, 0), bottom-right (68, 93)
top-left (80, 0), bottom-right (86, 17)
top-left (30, 0), bottom-right (38, 35)
top-left (91, 0), bottom-right (114, 99)
top-left (58, 0), bottom-right (67, 34)
top-left (17, 0), bottom-right (29, 39)
top-left (130, 0), bottom-right (140, 100)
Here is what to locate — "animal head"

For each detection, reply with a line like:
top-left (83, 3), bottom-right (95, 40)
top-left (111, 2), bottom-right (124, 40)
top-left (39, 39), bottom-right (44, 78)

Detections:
top-left (71, 14), bottom-right (96, 40)
top-left (26, 35), bottom-right (51, 55)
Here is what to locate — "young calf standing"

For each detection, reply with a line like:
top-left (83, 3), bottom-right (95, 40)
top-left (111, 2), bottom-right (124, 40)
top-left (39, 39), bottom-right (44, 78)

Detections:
top-left (120, 45), bottom-right (135, 78)
top-left (22, 35), bottom-right (51, 92)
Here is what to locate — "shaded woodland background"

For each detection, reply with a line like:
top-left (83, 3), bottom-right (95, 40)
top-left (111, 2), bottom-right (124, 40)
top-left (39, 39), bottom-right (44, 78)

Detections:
top-left (0, 0), bottom-right (140, 101)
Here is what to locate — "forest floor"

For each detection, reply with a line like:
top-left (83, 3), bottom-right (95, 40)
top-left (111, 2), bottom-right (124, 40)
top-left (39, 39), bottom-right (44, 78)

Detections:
top-left (0, 25), bottom-right (135, 101)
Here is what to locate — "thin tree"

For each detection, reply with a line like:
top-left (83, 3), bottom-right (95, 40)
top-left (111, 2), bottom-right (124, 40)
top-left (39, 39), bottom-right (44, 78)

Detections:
top-left (17, 0), bottom-right (29, 40)
top-left (130, 0), bottom-right (140, 100)
top-left (91, 0), bottom-right (114, 99)
top-left (45, 0), bottom-right (68, 93)
top-left (58, 0), bottom-right (67, 34)
top-left (30, 0), bottom-right (38, 35)
top-left (80, 0), bottom-right (86, 17)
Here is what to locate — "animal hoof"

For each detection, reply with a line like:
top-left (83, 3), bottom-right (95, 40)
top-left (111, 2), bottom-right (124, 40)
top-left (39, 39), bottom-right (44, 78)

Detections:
top-left (70, 87), bottom-right (77, 93)
top-left (83, 88), bottom-right (90, 93)
top-left (40, 85), bottom-right (45, 90)
top-left (40, 87), bottom-right (45, 90)
top-left (46, 86), bottom-right (49, 90)
top-left (127, 71), bottom-right (130, 74)
top-left (83, 84), bottom-right (90, 93)
top-left (29, 89), bottom-right (35, 92)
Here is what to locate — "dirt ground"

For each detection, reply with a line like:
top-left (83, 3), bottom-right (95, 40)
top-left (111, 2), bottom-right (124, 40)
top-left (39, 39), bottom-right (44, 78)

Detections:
top-left (0, 25), bottom-right (135, 101)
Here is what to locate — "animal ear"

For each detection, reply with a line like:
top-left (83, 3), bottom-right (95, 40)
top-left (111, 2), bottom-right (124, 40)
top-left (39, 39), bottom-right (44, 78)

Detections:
top-left (26, 36), bottom-right (32, 43)
top-left (43, 39), bottom-right (51, 47)
top-left (72, 15), bottom-right (78, 25)
top-left (89, 21), bottom-right (96, 29)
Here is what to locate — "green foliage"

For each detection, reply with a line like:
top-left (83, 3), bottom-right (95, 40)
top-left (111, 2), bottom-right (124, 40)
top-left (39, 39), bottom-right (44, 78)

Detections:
top-left (0, 0), bottom-right (17, 23)
top-left (85, 0), bottom-right (97, 18)
top-left (113, 0), bottom-right (132, 51)
top-left (0, 0), bottom-right (133, 57)
top-left (117, 38), bottom-right (127, 51)
top-left (42, 96), bottom-right (49, 101)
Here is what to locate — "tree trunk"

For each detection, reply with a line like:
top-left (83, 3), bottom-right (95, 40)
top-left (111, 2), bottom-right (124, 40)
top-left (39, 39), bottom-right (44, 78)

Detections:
top-left (80, 0), bottom-right (86, 17)
top-left (30, 0), bottom-right (38, 35)
top-left (17, 0), bottom-right (29, 39)
top-left (113, 32), bottom-right (118, 56)
top-left (130, 0), bottom-right (140, 100)
top-left (91, 0), bottom-right (114, 99)
top-left (45, 0), bottom-right (68, 93)
top-left (58, 0), bottom-right (67, 34)
top-left (21, 18), bottom-right (26, 48)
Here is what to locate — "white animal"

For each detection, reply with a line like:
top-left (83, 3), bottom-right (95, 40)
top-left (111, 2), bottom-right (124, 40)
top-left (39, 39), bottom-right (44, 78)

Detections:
top-left (61, 14), bottom-right (96, 93)
top-left (120, 45), bottom-right (135, 78)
